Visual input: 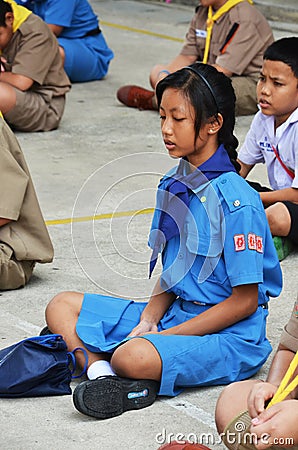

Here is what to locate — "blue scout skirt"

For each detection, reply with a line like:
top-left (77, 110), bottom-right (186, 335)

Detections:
top-left (76, 294), bottom-right (271, 396)
top-left (59, 33), bottom-right (113, 82)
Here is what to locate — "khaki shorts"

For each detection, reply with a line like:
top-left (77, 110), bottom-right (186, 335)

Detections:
top-left (4, 89), bottom-right (66, 132)
top-left (231, 76), bottom-right (258, 116)
top-left (223, 410), bottom-right (298, 450)
top-left (0, 242), bottom-right (35, 290)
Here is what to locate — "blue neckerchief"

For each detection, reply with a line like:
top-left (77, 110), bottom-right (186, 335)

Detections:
top-left (149, 144), bottom-right (236, 278)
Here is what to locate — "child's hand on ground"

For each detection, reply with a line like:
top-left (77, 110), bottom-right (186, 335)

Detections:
top-left (247, 381), bottom-right (278, 417)
top-left (250, 400), bottom-right (298, 449)
top-left (128, 319), bottom-right (158, 337)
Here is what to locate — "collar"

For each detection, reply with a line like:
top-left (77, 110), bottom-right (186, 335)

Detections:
top-left (175, 144), bottom-right (236, 188)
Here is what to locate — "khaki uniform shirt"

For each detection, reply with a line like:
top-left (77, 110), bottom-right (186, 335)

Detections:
top-left (180, 2), bottom-right (274, 78)
top-left (0, 118), bottom-right (54, 262)
top-left (280, 298), bottom-right (298, 353)
top-left (2, 13), bottom-right (70, 100)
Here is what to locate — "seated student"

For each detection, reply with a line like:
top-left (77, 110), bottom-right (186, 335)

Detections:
top-left (117, 0), bottom-right (273, 116)
top-left (0, 115), bottom-right (54, 290)
top-left (15, 0), bottom-right (114, 83)
top-left (237, 37), bottom-right (298, 261)
top-left (43, 63), bottom-right (281, 420)
top-left (215, 296), bottom-right (298, 450)
top-left (0, 0), bottom-right (70, 132)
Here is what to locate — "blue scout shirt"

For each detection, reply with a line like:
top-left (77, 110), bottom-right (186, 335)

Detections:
top-left (149, 161), bottom-right (282, 306)
top-left (16, 0), bottom-right (98, 38)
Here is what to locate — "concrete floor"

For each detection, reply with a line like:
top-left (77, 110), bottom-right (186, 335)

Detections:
top-left (0, 1), bottom-right (297, 449)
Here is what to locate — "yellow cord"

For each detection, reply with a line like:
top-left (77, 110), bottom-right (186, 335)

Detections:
top-left (202, 0), bottom-right (253, 64)
top-left (266, 351), bottom-right (298, 408)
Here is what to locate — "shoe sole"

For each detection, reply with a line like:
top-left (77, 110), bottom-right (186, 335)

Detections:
top-left (73, 376), bottom-right (159, 419)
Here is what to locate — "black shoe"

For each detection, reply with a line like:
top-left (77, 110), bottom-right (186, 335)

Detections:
top-left (73, 375), bottom-right (159, 419)
top-left (39, 325), bottom-right (53, 336)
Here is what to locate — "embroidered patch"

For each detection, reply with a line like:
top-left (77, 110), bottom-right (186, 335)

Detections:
top-left (248, 233), bottom-right (257, 250)
top-left (256, 236), bottom-right (263, 253)
top-left (294, 301), bottom-right (298, 318)
top-left (234, 234), bottom-right (245, 251)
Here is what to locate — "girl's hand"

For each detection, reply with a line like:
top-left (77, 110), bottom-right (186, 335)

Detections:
top-left (247, 382), bottom-right (278, 418)
top-left (128, 319), bottom-right (158, 337)
top-left (250, 400), bottom-right (298, 448)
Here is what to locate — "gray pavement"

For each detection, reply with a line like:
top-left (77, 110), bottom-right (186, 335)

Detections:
top-left (0, 1), bottom-right (297, 449)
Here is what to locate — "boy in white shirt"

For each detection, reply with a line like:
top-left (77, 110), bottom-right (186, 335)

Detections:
top-left (238, 37), bottom-right (298, 260)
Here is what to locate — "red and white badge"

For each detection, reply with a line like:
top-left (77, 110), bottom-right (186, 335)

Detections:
top-left (234, 234), bottom-right (245, 251)
top-left (248, 233), bottom-right (257, 250)
top-left (256, 235), bottom-right (263, 253)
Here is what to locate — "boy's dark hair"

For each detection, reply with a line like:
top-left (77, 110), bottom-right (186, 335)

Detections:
top-left (156, 62), bottom-right (240, 173)
top-left (0, 0), bottom-right (13, 27)
top-left (264, 37), bottom-right (298, 78)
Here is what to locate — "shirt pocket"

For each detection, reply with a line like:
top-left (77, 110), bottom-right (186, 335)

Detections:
top-left (186, 232), bottom-right (228, 285)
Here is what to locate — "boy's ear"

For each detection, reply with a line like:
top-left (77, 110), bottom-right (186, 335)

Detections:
top-left (5, 12), bottom-right (14, 27)
top-left (208, 113), bottom-right (223, 134)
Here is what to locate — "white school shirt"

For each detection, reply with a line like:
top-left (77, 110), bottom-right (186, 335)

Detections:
top-left (238, 108), bottom-right (298, 190)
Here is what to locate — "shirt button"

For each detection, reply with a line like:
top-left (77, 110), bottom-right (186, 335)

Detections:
top-left (221, 179), bottom-right (227, 184)
top-left (200, 196), bottom-right (206, 203)
top-left (233, 199), bottom-right (241, 207)
top-left (178, 253), bottom-right (184, 259)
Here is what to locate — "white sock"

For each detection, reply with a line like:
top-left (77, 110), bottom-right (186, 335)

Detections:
top-left (87, 360), bottom-right (116, 380)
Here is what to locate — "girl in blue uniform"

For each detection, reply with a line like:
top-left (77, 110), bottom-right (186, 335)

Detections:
top-left (45, 63), bottom-right (282, 420)
top-left (17, 0), bottom-right (113, 82)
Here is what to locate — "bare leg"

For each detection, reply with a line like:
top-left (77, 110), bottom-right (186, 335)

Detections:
top-left (150, 64), bottom-right (170, 88)
top-left (215, 379), bottom-right (260, 434)
top-left (111, 338), bottom-right (162, 381)
top-left (45, 291), bottom-right (109, 369)
top-left (266, 203), bottom-right (291, 237)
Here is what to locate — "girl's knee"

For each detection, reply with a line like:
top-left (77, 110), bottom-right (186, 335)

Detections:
top-left (215, 380), bottom-right (257, 434)
top-left (45, 291), bottom-right (83, 321)
top-left (111, 339), bottom-right (161, 380)
top-left (266, 203), bottom-right (291, 235)
top-left (215, 386), bottom-right (232, 433)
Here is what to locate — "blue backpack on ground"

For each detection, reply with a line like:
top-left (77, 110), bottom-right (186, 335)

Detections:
top-left (0, 334), bottom-right (86, 397)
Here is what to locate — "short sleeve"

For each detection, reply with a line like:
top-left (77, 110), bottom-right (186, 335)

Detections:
top-left (43, 0), bottom-right (76, 27)
top-left (217, 178), bottom-right (268, 287)
top-left (180, 10), bottom-right (204, 59)
top-left (238, 113), bottom-right (265, 166)
top-left (11, 16), bottom-right (59, 85)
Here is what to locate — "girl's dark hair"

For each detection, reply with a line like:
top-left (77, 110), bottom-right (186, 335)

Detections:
top-left (264, 37), bottom-right (298, 78)
top-left (156, 62), bottom-right (240, 173)
top-left (0, 0), bottom-right (13, 27)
